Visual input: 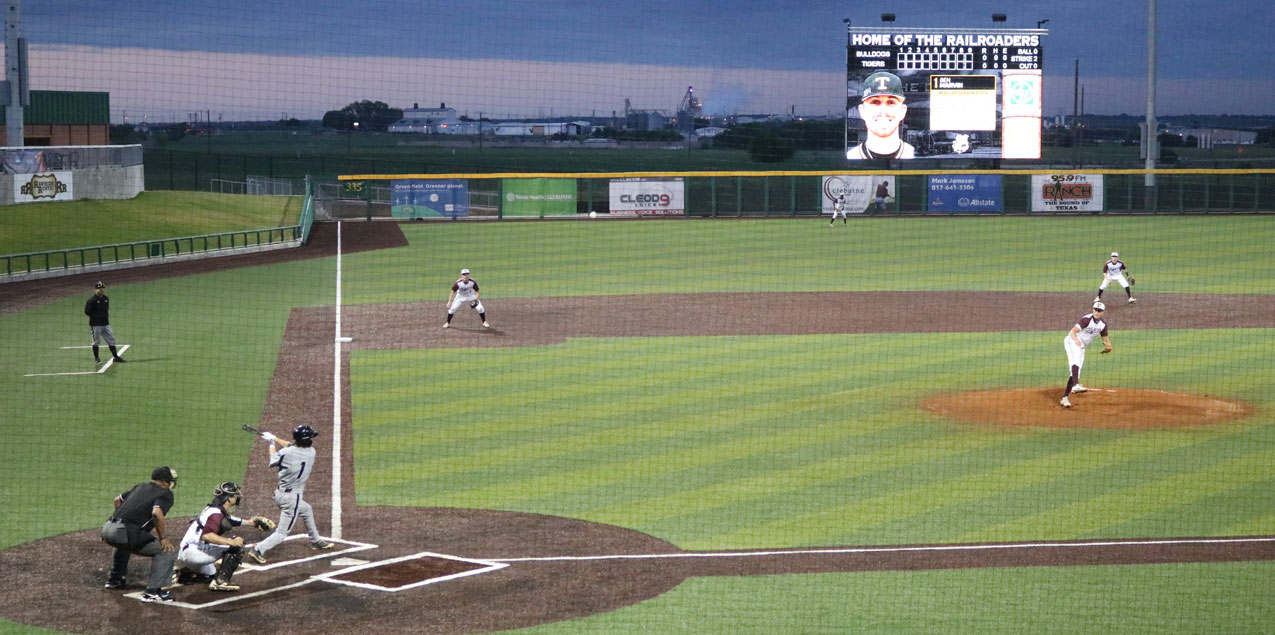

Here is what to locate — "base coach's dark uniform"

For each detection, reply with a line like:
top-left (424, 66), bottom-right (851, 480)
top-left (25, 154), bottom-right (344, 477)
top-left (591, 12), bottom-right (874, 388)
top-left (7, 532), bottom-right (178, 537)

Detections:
top-left (85, 281), bottom-right (126, 364)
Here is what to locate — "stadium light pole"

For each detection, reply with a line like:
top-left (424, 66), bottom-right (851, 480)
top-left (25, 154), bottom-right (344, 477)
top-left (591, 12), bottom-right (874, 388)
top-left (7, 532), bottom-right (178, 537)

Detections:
top-left (1145, 0), bottom-right (1158, 198)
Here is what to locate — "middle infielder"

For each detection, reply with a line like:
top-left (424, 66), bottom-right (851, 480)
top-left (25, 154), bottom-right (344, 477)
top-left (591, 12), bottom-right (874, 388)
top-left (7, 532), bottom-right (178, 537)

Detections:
top-left (444, 268), bottom-right (490, 328)
top-left (1060, 300), bottom-right (1112, 408)
top-left (1096, 251), bottom-right (1136, 304)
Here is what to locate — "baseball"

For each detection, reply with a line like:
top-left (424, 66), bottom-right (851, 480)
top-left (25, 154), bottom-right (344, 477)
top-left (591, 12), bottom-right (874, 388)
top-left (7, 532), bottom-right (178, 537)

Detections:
top-left (589, 211), bottom-right (597, 219)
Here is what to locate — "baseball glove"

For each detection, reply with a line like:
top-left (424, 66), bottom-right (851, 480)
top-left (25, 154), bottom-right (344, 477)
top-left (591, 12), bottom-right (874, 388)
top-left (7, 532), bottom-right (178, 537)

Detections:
top-left (251, 516), bottom-right (276, 532)
top-left (469, 300), bottom-right (478, 309)
top-left (1100, 347), bottom-right (1113, 355)
top-left (1128, 276), bottom-right (1135, 285)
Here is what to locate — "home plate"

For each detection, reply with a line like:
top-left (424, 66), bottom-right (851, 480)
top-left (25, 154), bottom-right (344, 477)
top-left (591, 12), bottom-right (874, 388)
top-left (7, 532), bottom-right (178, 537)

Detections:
top-left (332, 557), bottom-right (370, 566)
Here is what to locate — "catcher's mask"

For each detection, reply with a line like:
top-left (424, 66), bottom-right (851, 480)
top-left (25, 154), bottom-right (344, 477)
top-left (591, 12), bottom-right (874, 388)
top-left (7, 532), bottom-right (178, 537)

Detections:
top-left (212, 481), bottom-right (241, 507)
top-left (293, 424), bottom-right (319, 447)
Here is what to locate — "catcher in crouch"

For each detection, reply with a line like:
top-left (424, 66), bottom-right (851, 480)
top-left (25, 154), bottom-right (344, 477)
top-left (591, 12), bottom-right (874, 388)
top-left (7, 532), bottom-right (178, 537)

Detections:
top-left (174, 481), bottom-right (275, 592)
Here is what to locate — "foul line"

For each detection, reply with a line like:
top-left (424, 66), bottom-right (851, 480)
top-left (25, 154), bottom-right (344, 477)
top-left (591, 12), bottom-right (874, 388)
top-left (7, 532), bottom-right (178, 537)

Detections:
top-left (25, 345), bottom-right (131, 376)
top-left (332, 221), bottom-right (345, 540)
top-left (489, 536), bottom-right (1275, 563)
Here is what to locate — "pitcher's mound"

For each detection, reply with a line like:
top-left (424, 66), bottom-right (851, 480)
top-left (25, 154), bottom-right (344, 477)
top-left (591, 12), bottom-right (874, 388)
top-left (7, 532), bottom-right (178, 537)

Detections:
top-left (922, 388), bottom-right (1255, 429)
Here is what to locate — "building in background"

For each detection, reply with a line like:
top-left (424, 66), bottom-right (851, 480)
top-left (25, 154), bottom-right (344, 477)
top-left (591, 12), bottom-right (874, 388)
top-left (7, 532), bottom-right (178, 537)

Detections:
top-left (0, 91), bottom-right (109, 146)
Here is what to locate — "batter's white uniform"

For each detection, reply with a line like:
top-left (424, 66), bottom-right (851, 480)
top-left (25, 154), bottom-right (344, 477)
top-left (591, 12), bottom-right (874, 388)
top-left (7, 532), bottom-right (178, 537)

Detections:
top-left (1099, 257), bottom-right (1131, 292)
top-left (254, 444), bottom-right (323, 555)
top-left (1063, 312), bottom-right (1108, 373)
top-left (176, 505), bottom-right (243, 576)
top-left (448, 277), bottom-right (485, 314)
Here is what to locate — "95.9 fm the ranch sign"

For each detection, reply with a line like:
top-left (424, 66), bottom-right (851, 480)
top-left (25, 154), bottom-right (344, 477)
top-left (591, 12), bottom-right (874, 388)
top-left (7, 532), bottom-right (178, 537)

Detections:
top-left (608, 178), bottom-right (685, 215)
top-left (1031, 173), bottom-right (1104, 212)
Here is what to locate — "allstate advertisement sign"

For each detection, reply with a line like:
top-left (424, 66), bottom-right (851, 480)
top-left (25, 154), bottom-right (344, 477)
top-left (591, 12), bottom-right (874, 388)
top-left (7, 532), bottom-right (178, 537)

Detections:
top-left (927, 175), bottom-right (1002, 213)
top-left (391, 179), bottom-right (468, 218)
top-left (609, 178), bottom-right (685, 215)
top-left (1031, 173), bottom-right (1104, 212)
top-left (13, 171), bottom-right (73, 203)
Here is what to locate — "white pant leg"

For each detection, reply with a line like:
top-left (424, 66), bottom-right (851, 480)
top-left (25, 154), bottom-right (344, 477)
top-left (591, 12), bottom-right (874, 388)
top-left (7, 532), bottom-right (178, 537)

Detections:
top-left (1064, 336), bottom-right (1086, 374)
top-left (1098, 277), bottom-right (1112, 291)
top-left (177, 541), bottom-right (225, 576)
top-left (1112, 273), bottom-right (1129, 289)
top-left (255, 490), bottom-right (301, 554)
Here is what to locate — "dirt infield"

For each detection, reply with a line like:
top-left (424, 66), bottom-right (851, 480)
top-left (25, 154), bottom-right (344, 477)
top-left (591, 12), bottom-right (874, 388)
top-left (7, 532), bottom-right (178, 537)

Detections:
top-left (923, 388), bottom-right (1256, 429)
top-left (4, 221), bottom-right (1273, 634)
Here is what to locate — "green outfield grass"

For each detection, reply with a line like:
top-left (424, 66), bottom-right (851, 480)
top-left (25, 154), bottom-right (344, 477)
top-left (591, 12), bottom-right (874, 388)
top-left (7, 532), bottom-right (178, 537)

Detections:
top-left (2, 213), bottom-right (1273, 633)
top-left (0, 191), bottom-right (302, 255)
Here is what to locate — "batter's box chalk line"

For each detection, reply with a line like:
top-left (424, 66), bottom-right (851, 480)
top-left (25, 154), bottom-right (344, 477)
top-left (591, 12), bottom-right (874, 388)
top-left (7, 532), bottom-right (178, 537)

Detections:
top-left (238, 534), bottom-right (377, 572)
top-left (311, 552), bottom-right (509, 592)
top-left (25, 345), bottom-right (131, 377)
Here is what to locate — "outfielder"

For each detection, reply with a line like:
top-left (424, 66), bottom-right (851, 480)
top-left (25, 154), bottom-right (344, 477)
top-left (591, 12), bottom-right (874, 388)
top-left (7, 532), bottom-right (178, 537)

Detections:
top-left (443, 268), bottom-right (490, 328)
top-left (1096, 252), bottom-right (1136, 304)
top-left (1060, 300), bottom-right (1112, 408)
top-left (175, 482), bottom-right (275, 592)
top-left (247, 425), bottom-right (332, 564)
top-left (829, 193), bottom-right (848, 226)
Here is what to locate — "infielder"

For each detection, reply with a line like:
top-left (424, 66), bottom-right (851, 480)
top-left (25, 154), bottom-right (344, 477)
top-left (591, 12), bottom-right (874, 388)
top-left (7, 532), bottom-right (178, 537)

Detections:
top-left (829, 193), bottom-right (848, 226)
top-left (1096, 252), bottom-right (1136, 304)
top-left (443, 268), bottom-right (490, 328)
top-left (84, 281), bottom-right (126, 364)
top-left (247, 425), bottom-right (332, 564)
top-left (1060, 300), bottom-right (1112, 408)
top-left (175, 481), bottom-right (274, 592)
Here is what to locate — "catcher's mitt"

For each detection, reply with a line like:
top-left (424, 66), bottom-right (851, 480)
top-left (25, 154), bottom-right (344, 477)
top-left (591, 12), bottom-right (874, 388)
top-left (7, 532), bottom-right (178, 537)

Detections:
top-left (251, 516), bottom-right (276, 532)
top-left (1128, 276), bottom-right (1135, 286)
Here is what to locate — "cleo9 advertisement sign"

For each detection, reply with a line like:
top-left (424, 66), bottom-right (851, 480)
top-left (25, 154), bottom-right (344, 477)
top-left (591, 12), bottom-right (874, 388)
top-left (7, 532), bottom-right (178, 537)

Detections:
top-left (608, 178), bottom-right (685, 215)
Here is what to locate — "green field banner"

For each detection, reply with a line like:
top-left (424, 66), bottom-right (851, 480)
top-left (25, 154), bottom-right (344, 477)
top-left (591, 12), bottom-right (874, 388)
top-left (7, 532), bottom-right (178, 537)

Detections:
top-left (502, 178), bottom-right (577, 217)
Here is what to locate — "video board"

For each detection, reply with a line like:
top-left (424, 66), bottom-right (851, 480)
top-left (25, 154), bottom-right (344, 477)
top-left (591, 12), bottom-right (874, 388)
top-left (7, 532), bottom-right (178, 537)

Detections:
top-left (845, 27), bottom-right (1045, 160)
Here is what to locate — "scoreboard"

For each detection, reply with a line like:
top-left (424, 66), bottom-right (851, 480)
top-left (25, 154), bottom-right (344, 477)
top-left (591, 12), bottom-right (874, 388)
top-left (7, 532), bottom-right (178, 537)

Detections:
top-left (845, 27), bottom-right (1046, 161)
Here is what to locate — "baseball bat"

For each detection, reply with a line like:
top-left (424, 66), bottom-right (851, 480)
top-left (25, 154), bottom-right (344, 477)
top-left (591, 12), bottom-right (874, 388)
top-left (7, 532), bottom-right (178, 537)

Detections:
top-left (241, 424), bottom-right (261, 435)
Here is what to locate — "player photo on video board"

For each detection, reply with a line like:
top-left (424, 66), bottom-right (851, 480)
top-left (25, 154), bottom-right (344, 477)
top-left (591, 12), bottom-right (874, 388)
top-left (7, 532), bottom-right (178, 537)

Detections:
top-left (845, 28), bottom-right (1044, 161)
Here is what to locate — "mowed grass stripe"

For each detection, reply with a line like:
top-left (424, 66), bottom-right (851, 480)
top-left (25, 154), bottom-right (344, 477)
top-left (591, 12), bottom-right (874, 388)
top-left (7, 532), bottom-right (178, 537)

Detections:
top-left (415, 396), bottom-right (917, 509)
top-left (967, 446), bottom-right (1275, 541)
top-left (699, 430), bottom-right (1209, 548)
top-left (355, 337), bottom-right (827, 440)
top-left (356, 334), bottom-right (1023, 482)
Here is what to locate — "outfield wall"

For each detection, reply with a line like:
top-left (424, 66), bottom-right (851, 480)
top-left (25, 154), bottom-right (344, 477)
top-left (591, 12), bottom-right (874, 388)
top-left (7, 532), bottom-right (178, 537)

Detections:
top-left (0, 164), bottom-right (145, 205)
top-left (333, 169), bottom-right (1275, 218)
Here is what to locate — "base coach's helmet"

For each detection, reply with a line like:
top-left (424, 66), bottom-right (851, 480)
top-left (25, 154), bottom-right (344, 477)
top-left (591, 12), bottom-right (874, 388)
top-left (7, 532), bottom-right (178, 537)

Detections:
top-left (293, 424), bottom-right (319, 446)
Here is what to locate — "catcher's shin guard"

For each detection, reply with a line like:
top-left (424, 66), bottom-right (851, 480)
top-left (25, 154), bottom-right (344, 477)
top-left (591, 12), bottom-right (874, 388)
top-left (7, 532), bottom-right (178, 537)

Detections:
top-left (215, 545), bottom-right (244, 583)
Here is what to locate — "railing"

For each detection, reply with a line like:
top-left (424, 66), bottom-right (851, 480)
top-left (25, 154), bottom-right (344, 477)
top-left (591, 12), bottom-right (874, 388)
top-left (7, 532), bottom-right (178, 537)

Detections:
top-left (1, 227), bottom-right (302, 278)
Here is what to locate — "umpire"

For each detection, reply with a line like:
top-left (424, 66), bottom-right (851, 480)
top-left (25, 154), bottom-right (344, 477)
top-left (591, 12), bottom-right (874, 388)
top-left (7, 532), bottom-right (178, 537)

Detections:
top-left (102, 466), bottom-right (179, 603)
top-left (84, 281), bottom-right (126, 364)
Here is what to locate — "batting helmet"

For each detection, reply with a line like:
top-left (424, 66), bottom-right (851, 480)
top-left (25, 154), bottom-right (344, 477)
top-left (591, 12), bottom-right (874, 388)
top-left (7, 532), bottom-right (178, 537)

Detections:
top-left (293, 424), bottom-right (319, 446)
top-left (212, 481), bottom-right (241, 506)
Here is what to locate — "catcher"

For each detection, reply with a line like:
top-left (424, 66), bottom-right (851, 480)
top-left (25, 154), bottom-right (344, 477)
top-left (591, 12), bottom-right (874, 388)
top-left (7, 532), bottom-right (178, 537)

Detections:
top-left (174, 481), bottom-right (275, 592)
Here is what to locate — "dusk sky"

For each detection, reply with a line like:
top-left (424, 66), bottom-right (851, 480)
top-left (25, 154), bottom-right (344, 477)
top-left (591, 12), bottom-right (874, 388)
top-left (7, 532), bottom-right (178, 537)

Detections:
top-left (22, 0), bottom-right (1275, 121)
